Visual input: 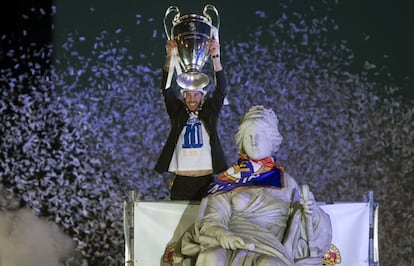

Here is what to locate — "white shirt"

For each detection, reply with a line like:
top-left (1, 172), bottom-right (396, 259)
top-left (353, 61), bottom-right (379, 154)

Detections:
top-left (168, 114), bottom-right (212, 173)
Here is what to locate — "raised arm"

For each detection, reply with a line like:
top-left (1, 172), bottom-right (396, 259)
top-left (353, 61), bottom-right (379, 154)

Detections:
top-left (208, 39), bottom-right (222, 72)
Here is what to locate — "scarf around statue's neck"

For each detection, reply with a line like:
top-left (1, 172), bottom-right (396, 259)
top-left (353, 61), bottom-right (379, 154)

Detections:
top-left (205, 153), bottom-right (285, 196)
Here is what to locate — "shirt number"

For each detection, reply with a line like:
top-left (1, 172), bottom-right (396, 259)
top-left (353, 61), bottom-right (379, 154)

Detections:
top-left (182, 122), bottom-right (203, 148)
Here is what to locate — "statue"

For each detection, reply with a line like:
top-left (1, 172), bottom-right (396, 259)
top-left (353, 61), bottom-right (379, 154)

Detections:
top-left (171, 105), bottom-right (332, 265)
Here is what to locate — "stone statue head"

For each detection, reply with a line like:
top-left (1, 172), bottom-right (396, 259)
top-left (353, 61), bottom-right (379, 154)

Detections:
top-left (235, 106), bottom-right (283, 160)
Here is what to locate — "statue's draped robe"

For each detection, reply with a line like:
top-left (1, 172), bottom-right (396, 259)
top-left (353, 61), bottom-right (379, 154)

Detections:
top-left (173, 158), bottom-right (332, 266)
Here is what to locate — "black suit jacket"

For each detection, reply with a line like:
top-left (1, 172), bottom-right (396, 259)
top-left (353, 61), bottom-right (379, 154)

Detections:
top-left (154, 70), bottom-right (228, 174)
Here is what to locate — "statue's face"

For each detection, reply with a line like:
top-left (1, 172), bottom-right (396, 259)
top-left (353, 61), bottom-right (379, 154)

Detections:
top-left (241, 122), bottom-right (273, 160)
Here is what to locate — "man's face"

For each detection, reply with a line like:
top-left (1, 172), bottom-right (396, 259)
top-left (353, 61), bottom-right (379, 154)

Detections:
top-left (183, 90), bottom-right (204, 112)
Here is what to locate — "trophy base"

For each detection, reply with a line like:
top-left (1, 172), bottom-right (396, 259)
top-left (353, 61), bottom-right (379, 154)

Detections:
top-left (176, 72), bottom-right (210, 90)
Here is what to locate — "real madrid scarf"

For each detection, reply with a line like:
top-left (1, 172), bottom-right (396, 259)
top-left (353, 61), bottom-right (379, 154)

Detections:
top-left (205, 154), bottom-right (285, 196)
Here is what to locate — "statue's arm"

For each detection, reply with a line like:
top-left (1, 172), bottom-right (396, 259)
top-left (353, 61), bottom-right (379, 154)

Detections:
top-left (198, 193), bottom-right (250, 250)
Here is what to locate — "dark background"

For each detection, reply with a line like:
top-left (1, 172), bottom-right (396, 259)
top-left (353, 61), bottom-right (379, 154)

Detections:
top-left (2, 0), bottom-right (414, 98)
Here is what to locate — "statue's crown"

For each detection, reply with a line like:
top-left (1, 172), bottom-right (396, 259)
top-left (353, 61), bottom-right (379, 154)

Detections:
top-left (321, 244), bottom-right (341, 266)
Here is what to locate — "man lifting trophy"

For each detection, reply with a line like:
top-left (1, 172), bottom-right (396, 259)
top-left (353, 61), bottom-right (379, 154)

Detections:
top-left (156, 5), bottom-right (228, 201)
top-left (163, 5), bottom-right (220, 89)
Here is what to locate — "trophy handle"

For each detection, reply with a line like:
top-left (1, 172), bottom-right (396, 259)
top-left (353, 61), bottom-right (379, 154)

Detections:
top-left (163, 6), bottom-right (181, 40)
top-left (203, 5), bottom-right (220, 34)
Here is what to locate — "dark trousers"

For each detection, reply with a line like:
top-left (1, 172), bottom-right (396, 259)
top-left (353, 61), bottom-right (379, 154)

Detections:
top-left (170, 174), bottom-right (214, 201)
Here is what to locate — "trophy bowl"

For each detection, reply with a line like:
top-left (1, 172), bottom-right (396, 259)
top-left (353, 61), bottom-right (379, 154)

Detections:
top-left (164, 5), bottom-right (220, 90)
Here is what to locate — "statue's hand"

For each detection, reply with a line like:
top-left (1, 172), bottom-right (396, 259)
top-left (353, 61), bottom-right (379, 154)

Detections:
top-left (218, 233), bottom-right (245, 250)
top-left (300, 197), bottom-right (314, 215)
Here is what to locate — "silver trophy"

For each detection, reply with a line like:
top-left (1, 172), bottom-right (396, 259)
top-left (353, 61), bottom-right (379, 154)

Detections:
top-left (163, 5), bottom-right (220, 90)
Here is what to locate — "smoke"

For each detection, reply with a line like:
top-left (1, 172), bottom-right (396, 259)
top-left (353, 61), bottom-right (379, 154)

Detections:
top-left (0, 209), bottom-right (74, 266)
